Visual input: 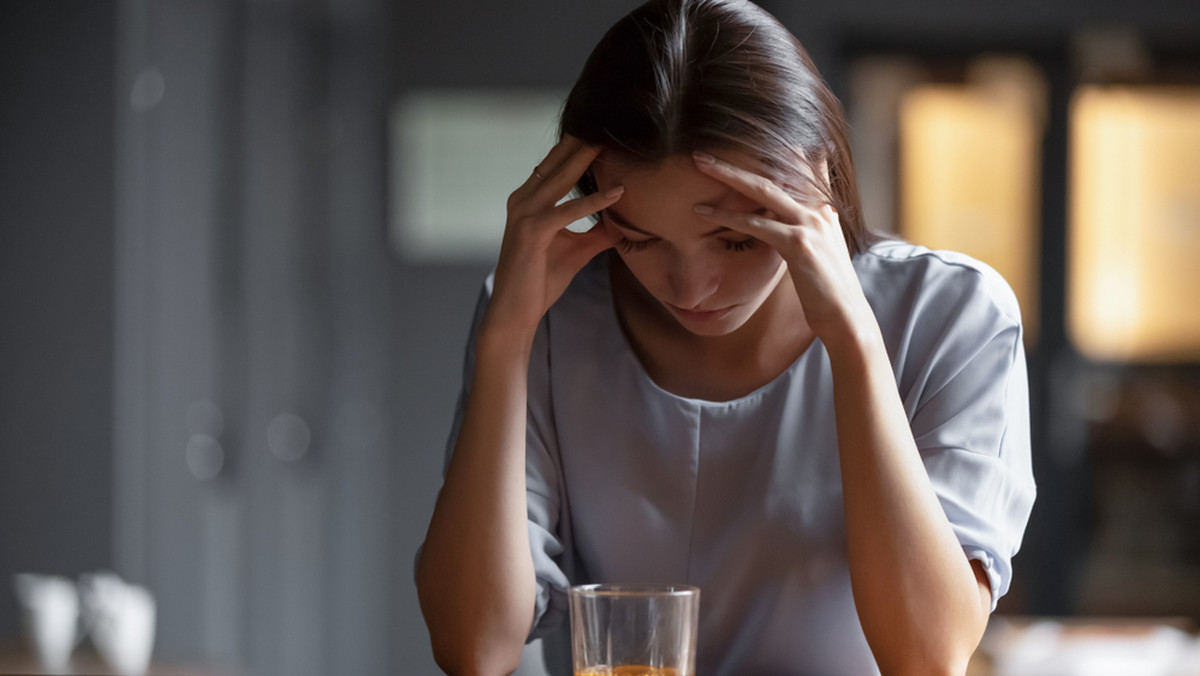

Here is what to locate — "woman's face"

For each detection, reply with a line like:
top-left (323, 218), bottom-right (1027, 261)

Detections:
top-left (591, 155), bottom-right (790, 337)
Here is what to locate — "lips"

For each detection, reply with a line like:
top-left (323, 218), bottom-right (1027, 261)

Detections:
top-left (666, 303), bottom-right (736, 322)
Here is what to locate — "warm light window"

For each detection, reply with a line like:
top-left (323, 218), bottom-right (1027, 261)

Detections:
top-left (1069, 86), bottom-right (1200, 362)
top-left (898, 64), bottom-right (1043, 342)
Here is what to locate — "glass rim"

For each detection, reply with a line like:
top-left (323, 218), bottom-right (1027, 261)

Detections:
top-left (568, 583), bottom-right (699, 598)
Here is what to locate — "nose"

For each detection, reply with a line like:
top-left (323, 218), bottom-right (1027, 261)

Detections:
top-left (666, 253), bottom-right (720, 310)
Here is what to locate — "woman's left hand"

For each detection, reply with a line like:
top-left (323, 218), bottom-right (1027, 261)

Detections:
top-left (691, 151), bottom-right (873, 344)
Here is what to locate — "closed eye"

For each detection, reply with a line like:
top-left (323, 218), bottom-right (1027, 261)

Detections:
top-left (721, 208), bottom-right (768, 252)
top-left (617, 236), bottom-right (654, 253)
top-left (723, 238), bottom-right (756, 252)
top-left (602, 211), bottom-right (656, 253)
top-left (604, 210), bottom-right (757, 253)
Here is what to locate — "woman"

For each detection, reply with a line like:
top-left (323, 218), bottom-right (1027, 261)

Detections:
top-left (416, 1), bottom-right (1036, 674)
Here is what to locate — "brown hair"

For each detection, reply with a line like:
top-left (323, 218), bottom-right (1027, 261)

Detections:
top-left (560, 0), bottom-right (877, 254)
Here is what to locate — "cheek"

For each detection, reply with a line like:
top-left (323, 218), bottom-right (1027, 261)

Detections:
top-left (726, 249), bottom-right (786, 294)
top-left (616, 251), bottom-right (669, 293)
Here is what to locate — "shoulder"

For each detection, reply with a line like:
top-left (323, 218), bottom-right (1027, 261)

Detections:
top-left (854, 240), bottom-right (1025, 389)
top-left (855, 239), bottom-right (1022, 334)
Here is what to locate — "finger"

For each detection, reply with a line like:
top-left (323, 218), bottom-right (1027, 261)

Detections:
top-left (535, 134), bottom-right (585, 179)
top-left (515, 135), bottom-right (585, 194)
top-left (692, 204), bottom-right (795, 249)
top-left (551, 185), bottom-right (624, 228)
top-left (692, 152), bottom-right (815, 223)
top-left (531, 142), bottom-right (602, 205)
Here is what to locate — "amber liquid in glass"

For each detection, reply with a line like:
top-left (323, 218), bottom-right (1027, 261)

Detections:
top-left (576, 667), bottom-right (687, 676)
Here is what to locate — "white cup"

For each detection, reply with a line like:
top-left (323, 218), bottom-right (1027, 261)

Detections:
top-left (79, 572), bottom-right (157, 676)
top-left (13, 573), bottom-right (82, 673)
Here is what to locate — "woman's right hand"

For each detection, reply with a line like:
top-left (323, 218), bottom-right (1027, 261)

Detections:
top-left (483, 136), bottom-right (624, 340)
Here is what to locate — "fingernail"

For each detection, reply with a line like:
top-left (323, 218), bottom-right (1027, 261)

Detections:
top-left (605, 186), bottom-right (625, 198)
top-left (693, 204), bottom-right (713, 215)
top-left (693, 151), bottom-right (715, 164)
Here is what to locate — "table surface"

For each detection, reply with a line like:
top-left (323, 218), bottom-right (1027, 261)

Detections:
top-left (968, 616), bottom-right (1200, 676)
top-left (0, 642), bottom-right (239, 676)
top-left (5, 618), bottom-right (1198, 676)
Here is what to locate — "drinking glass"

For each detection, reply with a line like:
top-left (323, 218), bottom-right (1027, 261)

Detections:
top-left (568, 583), bottom-right (700, 676)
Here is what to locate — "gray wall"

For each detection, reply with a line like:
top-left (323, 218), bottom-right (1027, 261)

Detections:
top-left (0, 0), bottom-right (116, 642)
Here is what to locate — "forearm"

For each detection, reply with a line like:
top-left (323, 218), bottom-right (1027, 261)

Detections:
top-left (414, 136), bottom-right (616, 676)
top-left (827, 320), bottom-right (988, 676)
top-left (417, 321), bottom-right (539, 676)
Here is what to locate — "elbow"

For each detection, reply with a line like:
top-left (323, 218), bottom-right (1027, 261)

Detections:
top-left (419, 597), bottom-right (527, 676)
top-left (415, 549), bottom-right (536, 676)
top-left (927, 656), bottom-right (973, 676)
top-left (925, 656), bottom-right (973, 676)
top-left (430, 639), bottom-right (524, 676)
top-left (882, 646), bottom-right (975, 676)
top-left (886, 662), bottom-right (966, 676)
top-left (417, 575), bottom-right (528, 676)
top-left (877, 601), bottom-right (988, 675)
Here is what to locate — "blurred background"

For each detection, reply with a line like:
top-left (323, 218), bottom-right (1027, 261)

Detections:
top-left (2, 0), bottom-right (1199, 674)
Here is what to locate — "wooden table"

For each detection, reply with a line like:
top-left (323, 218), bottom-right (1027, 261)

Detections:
top-left (0, 642), bottom-right (241, 676)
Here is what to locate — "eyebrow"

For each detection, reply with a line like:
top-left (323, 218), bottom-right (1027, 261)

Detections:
top-left (604, 207), bottom-right (731, 238)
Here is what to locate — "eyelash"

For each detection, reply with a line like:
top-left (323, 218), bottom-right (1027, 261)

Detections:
top-left (724, 239), bottom-right (756, 252)
top-left (616, 237), bottom-right (652, 253)
top-left (615, 236), bottom-right (756, 253)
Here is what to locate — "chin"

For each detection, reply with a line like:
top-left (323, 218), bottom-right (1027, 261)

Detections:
top-left (667, 304), bottom-right (755, 336)
top-left (681, 322), bottom-right (742, 337)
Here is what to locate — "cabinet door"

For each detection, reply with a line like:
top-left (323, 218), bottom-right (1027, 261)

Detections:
top-left (115, 1), bottom-right (392, 674)
top-left (114, 0), bottom-right (247, 661)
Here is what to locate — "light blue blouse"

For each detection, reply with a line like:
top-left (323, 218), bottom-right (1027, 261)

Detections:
top-left (443, 241), bottom-right (1037, 675)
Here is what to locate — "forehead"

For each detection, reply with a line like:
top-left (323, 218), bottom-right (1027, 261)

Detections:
top-left (592, 155), bottom-right (762, 231)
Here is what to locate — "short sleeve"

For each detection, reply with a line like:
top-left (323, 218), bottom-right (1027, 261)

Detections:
top-left (437, 275), bottom-right (572, 642)
top-left (884, 253), bottom-right (1037, 612)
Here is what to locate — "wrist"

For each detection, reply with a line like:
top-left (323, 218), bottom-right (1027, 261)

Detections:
top-left (821, 301), bottom-right (885, 367)
top-left (476, 310), bottom-right (538, 359)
